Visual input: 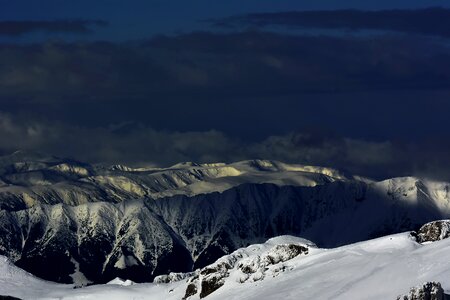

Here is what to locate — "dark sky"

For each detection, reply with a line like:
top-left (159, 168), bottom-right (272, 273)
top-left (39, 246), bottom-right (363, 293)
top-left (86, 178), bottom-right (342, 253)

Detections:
top-left (0, 0), bottom-right (450, 180)
top-left (1, 0), bottom-right (450, 41)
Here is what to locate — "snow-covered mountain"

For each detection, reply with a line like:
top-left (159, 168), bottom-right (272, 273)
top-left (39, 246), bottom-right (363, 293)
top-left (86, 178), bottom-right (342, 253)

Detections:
top-left (0, 151), bottom-right (357, 210)
top-left (1, 221), bottom-right (450, 300)
top-left (1, 152), bottom-right (450, 285)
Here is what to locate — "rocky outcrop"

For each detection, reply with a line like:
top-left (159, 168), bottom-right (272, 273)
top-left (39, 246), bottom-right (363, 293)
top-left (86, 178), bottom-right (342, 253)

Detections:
top-left (396, 282), bottom-right (447, 300)
top-left (153, 272), bottom-right (195, 284)
top-left (236, 244), bottom-right (308, 283)
top-left (415, 220), bottom-right (450, 243)
top-left (182, 242), bottom-right (310, 299)
top-left (183, 282), bottom-right (198, 299)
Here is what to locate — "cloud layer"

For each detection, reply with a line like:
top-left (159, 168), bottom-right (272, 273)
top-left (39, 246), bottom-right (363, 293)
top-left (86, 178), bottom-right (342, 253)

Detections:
top-left (1, 31), bottom-right (449, 140)
top-left (0, 20), bottom-right (107, 36)
top-left (2, 32), bottom-right (450, 103)
top-left (0, 21), bottom-right (449, 181)
top-left (212, 7), bottom-right (450, 37)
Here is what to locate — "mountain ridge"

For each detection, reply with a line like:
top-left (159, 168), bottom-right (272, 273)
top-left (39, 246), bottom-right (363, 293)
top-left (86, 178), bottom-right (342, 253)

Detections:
top-left (0, 153), bottom-right (449, 285)
top-left (0, 151), bottom-right (361, 210)
top-left (0, 178), bottom-right (449, 284)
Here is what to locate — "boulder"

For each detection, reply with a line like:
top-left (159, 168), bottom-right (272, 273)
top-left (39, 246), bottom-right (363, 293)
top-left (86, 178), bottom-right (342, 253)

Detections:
top-left (396, 282), bottom-right (447, 300)
top-left (416, 220), bottom-right (450, 243)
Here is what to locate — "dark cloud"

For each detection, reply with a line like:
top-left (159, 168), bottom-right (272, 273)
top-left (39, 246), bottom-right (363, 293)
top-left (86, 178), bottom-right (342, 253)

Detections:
top-left (1, 32), bottom-right (450, 102)
top-left (0, 111), bottom-right (449, 181)
top-left (0, 20), bottom-right (107, 36)
top-left (211, 7), bottom-right (450, 37)
top-left (0, 31), bottom-right (449, 141)
top-left (0, 31), bottom-right (449, 178)
top-left (0, 111), bottom-right (240, 167)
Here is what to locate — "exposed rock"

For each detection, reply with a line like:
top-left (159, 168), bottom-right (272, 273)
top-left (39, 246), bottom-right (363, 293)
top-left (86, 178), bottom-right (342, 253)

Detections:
top-left (197, 260), bottom-right (233, 298)
top-left (200, 274), bottom-right (225, 299)
top-left (182, 241), bottom-right (310, 299)
top-left (237, 244), bottom-right (308, 282)
top-left (0, 296), bottom-right (22, 300)
top-left (183, 283), bottom-right (198, 299)
top-left (396, 282), bottom-right (447, 300)
top-left (265, 244), bottom-right (309, 264)
top-left (154, 272), bottom-right (195, 284)
top-left (200, 261), bottom-right (233, 276)
top-left (416, 220), bottom-right (450, 243)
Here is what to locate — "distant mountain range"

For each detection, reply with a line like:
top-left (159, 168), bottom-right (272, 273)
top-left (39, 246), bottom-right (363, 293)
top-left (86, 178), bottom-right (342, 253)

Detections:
top-left (0, 150), bottom-right (358, 208)
top-left (0, 151), bottom-right (449, 285)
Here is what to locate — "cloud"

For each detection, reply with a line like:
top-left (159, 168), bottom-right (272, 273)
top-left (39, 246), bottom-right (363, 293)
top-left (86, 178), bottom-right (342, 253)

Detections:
top-left (0, 112), bottom-right (241, 167)
top-left (210, 7), bottom-right (450, 37)
top-left (1, 31), bottom-right (450, 104)
top-left (0, 30), bottom-right (448, 181)
top-left (0, 20), bottom-right (107, 36)
top-left (0, 31), bottom-right (449, 153)
top-left (0, 112), bottom-right (449, 181)
top-left (245, 132), bottom-right (404, 180)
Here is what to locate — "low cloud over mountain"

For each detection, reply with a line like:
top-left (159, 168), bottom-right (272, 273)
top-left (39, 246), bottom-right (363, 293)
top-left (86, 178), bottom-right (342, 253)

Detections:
top-left (0, 111), bottom-right (448, 181)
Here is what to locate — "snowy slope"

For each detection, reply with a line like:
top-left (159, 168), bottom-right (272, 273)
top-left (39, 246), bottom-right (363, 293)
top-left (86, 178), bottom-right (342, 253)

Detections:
top-left (202, 233), bottom-right (450, 300)
top-left (1, 229), bottom-right (450, 300)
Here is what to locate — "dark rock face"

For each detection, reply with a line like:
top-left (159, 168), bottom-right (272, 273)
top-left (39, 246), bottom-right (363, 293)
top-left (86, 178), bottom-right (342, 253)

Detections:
top-left (415, 220), bottom-right (450, 243)
top-left (0, 202), bottom-right (194, 284)
top-left (197, 261), bottom-right (233, 298)
top-left (0, 296), bottom-right (22, 300)
top-left (396, 282), bottom-right (447, 300)
top-left (183, 283), bottom-right (198, 299)
top-left (200, 275), bottom-right (225, 299)
top-left (265, 244), bottom-right (309, 264)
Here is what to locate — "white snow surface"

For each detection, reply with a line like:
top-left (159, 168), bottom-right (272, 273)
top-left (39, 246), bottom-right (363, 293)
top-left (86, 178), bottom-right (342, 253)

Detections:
top-left (2, 233), bottom-right (450, 300)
